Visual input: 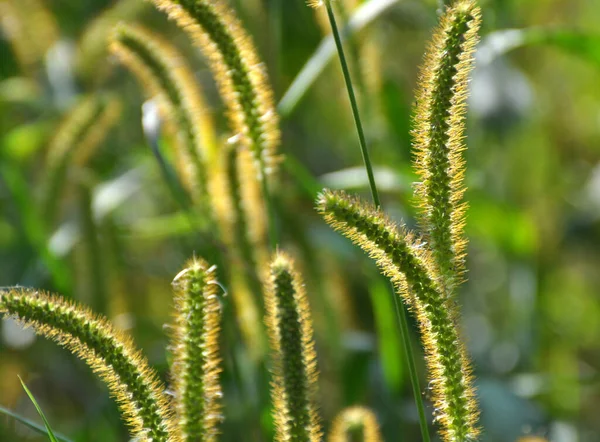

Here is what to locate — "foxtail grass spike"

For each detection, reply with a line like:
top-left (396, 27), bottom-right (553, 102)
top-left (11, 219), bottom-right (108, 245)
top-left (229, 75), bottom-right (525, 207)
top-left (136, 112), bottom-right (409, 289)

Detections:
top-left (110, 24), bottom-right (218, 207)
top-left (170, 259), bottom-right (223, 441)
top-left (0, 288), bottom-right (180, 442)
top-left (149, 0), bottom-right (280, 179)
top-left (41, 95), bottom-right (121, 226)
top-left (412, 0), bottom-right (481, 288)
top-left (328, 406), bottom-right (383, 442)
top-left (265, 252), bottom-right (321, 442)
top-left (317, 190), bottom-right (478, 442)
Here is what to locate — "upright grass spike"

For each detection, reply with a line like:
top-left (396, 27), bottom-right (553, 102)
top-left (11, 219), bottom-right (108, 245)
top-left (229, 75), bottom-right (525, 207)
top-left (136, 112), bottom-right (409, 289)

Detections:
top-left (41, 95), bottom-right (121, 226)
top-left (328, 406), bottom-right (383, 442)
top-left (210, 142), bottom-right (268, 360)
top-left (0, 288), bottom-right (180, 442)
top-left (412, 0), bottom-right (481, 288)
top-left (170, 258), bottom-right (223, 441)
top-left (110, 24), bottom-right (218, 208)
top-left (149, 0), bottom-right (280, 178)
top-left (265, 252), bottom-right (321, 442)
top-left (317, 190), bottom-right (478, 442)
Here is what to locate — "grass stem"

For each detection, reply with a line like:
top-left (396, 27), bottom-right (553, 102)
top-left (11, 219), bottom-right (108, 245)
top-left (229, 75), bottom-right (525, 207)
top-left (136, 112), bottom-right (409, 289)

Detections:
top-left (325, 0), bottom-right (380, 208)
top-left (325, 3), bottom-right (430, 441)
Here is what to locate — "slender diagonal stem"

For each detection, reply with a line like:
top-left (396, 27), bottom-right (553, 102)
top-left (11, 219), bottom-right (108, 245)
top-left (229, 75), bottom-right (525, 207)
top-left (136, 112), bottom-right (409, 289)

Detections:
top-left (260, 168), bottom-right (278, 251)
top-left (325, 3), bottom-right (430, 441)
top-left (325, 0), bottom-right (380, 208)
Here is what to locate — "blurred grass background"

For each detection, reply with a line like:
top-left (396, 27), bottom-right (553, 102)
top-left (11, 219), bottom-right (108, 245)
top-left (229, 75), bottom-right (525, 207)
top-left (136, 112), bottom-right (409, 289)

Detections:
top-left (1, 0), bottom-right (599, 441)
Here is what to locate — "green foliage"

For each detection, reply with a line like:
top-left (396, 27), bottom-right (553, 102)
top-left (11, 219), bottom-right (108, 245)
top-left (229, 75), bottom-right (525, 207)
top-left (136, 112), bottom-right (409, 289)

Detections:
top-left (1, 0), bottom-right (599, 441)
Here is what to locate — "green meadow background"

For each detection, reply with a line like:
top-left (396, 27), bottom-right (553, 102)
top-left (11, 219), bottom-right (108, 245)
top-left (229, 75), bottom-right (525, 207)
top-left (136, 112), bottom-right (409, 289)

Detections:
top-left (1, 0), bottom-right (599, 441)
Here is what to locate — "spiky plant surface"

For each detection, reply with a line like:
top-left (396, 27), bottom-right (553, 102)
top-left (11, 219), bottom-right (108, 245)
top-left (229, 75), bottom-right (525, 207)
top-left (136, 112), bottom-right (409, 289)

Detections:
top-left (149, 0), bottom-right (280, 178)
top-left (110, 23), bottom-right (218, 207)
top-left (318, 190), bottom-right (478, 441)
top-left (265, 252), bottom-right (321, 442)
top-left (328, 406), bottom-right (383, 442)
top-left (0, 288), bottom-right (179, 442)
top-left (412, 0), bottom-right (481, 289)
top-left (170, 258), bottom-right (222, 442)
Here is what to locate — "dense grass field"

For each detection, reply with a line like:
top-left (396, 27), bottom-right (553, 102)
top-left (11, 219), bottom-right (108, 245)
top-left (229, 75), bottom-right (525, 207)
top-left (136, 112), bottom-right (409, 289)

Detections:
top-left (1, 0), bottom-right (600, 441)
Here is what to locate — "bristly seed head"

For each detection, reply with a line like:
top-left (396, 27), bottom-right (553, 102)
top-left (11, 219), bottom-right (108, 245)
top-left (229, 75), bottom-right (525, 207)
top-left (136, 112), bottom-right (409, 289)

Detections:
top-left (265, 252), bottom-right (322, 442)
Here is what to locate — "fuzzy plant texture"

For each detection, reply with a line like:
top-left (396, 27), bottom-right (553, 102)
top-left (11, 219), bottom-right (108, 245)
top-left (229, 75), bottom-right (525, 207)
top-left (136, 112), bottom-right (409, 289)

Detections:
top-left (0, 0), bottom-right (487, 441)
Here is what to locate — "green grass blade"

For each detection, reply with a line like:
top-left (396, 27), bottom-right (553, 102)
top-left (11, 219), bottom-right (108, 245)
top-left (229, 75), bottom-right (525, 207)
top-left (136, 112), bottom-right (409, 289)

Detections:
top-left (18, 376), bottom-right (60, 442)
top-left (278, 0), bottom-right (400, 118)
top-left (0, 405), bottom-right (72, 442)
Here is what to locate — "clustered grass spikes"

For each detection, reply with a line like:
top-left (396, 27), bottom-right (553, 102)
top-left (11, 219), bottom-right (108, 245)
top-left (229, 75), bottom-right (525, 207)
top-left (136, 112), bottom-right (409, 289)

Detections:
top-left (170, 258), bottom-right (223, 442)
top-left (412, 0), bottom-right (481, 289)
top-left (110, 23), bottom-right (218, 208)
top-left (150, 0), bottom-right (280, 179)
top-left (317, 190), bottom-right (478, 442)
top-left (328, 406), bottom-right (383, 442)
top-left (41, 95), bottom-right (121, 226)
top-left (265, 252), bottom-right (321, 442)
top-left (0, 288), bottom-right (179, 441)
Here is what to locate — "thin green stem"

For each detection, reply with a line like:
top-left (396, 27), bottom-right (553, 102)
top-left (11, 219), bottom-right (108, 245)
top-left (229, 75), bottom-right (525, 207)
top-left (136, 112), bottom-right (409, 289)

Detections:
top-left (325, 0), bottom-right (380, 208)
top-left (393, 287), bottom-right (430, 442)
top-left (260, 166), bottom-right (279, 251)
top-left (325, 3), bottom-right (430, 441)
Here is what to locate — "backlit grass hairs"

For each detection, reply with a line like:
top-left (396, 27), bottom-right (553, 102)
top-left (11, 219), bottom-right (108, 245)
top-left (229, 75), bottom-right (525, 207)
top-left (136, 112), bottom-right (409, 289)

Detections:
top-left (317, 191), bottom-right (478, 441)
top-left (328, 406), bottom-right (383, 442)
top-left (412, 0), bottom-right (481, 289)
top-left (170, 258), bottom-right (223, 441)
top-left (149, 0), bottom-right (280, 179)
top-left (0, 288), bottom-right (179, 441)
top-left (265, 252), bottom-right (321, 442)
top-left (41, 95), bottom-right (121, 226)
top-left (110, 23), bottom-right (218, 208)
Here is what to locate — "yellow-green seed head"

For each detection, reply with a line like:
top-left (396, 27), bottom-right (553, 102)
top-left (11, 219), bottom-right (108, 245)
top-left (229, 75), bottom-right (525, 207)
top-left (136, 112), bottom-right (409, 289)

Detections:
top-left (110, 23), bottom-right (218, 208)
top-left (150, 0), bottom-right (280, 179)
top-left (317, 190), bottom-right (479, 442)
top-left (265, 252), bottom-right (322, 442)
top-left (412, 0), bottom-right (481, 289)
top-left (170, 258), bottom-right (223, 441)
top-left (328, 406), bottom-right (383, 442)
top-left (0, 288), bottom-right (180, 442)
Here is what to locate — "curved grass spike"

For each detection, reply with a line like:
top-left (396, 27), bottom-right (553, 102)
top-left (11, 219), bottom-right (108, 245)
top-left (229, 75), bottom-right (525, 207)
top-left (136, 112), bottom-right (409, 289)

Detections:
top-left (41, 95), bottom-right (121, 226)
top-left (170, 258), bottom-right (222, 441)
top-left (265, 252), bottom-right (321, 442)
top-left (412, 0), bottom-right (481, 288)
top-left (149, 0), bottom-right (280, 178)
top-left (317, 190), bottom-right (478, 442)
top-left (328, 406), bottom-right (383, 442)
top-left (110, 24), bottom-right (218, 208)
top-left (0, 288), bottom-right (180, 441)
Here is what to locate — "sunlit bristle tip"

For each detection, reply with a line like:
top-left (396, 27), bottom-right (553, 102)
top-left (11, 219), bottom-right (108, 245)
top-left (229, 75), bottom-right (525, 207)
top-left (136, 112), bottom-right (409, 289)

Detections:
top-left (317, 190), bottom-right (479, 441)
top-left (265, 252), bottom-right (322, 442)
top-left (411, 0), bottom-right (481, 289)
top-left (0, 288), bottom-right (180, 441)
top-left (307, 0), bottom-right (325, 8)
top-left (150, 0), bottom-right (280, 179)
top-left (170, 258), bottom-right (223, 441)
top-left (110, 23), bottom-right (218, 208)
top-left (328, 406), bottom-right (383, 442)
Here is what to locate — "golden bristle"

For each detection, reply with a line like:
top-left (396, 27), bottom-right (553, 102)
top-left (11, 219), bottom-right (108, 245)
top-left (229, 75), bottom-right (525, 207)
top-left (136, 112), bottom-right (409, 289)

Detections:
top-left (317, 190), bottom-right (479, 441)
top-left (0, 288), bottom-right (181, 441)
top-left (110, 23), bottom-right (218, 207)
top-left (328, 406), bottom-right (383, 442)
top-left (265, 252), bottom-right (322, 442)
top-left (170, 258), bottom-right (223, 441)
top-left (411, 0), bottom-right (481, 289)
top-left (150, 0), bottom-right (280, 179)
